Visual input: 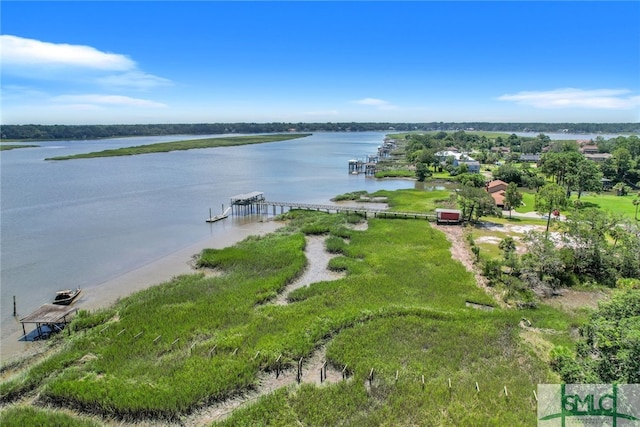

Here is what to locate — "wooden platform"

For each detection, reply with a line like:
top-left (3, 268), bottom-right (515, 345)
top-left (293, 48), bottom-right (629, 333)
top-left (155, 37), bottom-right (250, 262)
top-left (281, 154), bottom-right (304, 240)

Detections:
top-left (257, 201), bottom-right (436, 220)
top-left (19, 304), bottom-right (78, 339)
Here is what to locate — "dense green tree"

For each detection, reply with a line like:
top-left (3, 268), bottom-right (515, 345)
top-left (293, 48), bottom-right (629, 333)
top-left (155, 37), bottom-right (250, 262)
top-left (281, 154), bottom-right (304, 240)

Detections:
top-left (458, 186), bottom-right (501, 222)
top-left (503, 182), bottom-right (523, 218)
top-left (547, 140), bottom-right (580, 153)
top-left (522, 174), bottom-right (547, 191)
top-left (551, 290), bottom-right (640, 384)
top-left (612, 147), bottom-right (634, 181)
top-left (492, 162), bottom-right (523, 185)
top-left (566, 157), bottom-right (603, 199)
top-left (415, 163), bottom-right (430, 182)
top-left (520, 138), bottom-right (545, 154)
top-left (535, 183), bottom-right (567, 238)
top-left (520, 231), bottom-right (568, 293)
top-left (457, 172), bottom-right (486, 188)
top-left (560, 208), bottom-right (620, 286)
top-left (539, 151), bottom-right (584, 195)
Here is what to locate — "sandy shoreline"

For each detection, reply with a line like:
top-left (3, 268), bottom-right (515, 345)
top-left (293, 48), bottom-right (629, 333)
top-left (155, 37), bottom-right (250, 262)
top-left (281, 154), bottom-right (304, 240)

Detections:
top-left (0, 219), bottom-right (284, 364)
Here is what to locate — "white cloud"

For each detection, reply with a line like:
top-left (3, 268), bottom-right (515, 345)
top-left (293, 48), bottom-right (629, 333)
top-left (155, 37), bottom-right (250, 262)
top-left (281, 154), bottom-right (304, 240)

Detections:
top-left (1, 35), bottom-right (171, 91)
top-left (0, 35), bottom-right (135, 71)
top-left (498, 88), bottom-right (640, 110)
top-left (352, 98), bottom-right (398, 110)
top-left (53, 94), bottom-right (167, 108)
top-left (96, 72), bottom-right (172, 90)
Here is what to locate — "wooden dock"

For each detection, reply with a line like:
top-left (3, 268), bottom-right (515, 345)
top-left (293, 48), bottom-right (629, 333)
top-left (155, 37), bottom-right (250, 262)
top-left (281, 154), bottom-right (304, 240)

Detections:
top-left (230, 191), bottom-right (265, 215)
top-left (228, 192), bottom-right (438, 221)
top-left (256, 200), bottom-right (436, 220)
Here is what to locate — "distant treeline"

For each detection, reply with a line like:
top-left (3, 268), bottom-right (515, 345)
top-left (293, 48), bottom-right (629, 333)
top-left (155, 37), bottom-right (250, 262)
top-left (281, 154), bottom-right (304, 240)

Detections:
top-left (1, 122), bottom-right (638, 141)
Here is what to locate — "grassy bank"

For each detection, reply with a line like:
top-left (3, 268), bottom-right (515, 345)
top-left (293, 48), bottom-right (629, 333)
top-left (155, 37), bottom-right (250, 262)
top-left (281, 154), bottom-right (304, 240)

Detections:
top-left (44, 134), bottom-right (311, 160)
top-left (1, 203), bottom-right (565, 425)
top-left (0, 144), bottom-right (39, 151)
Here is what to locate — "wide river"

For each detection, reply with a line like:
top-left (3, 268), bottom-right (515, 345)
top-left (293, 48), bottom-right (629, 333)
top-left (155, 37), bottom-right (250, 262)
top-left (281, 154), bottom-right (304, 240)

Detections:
top-left (0, 130), bottom-right (628, 360)
top-left (1, 131), bottom-right (418, 360)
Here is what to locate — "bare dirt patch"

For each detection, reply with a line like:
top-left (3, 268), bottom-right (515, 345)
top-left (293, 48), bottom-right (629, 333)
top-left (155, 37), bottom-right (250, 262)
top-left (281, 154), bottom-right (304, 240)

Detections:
top-left (273, 235), bottom-right (345, 305)
top-left (543, 289), bottom-right (607, 312)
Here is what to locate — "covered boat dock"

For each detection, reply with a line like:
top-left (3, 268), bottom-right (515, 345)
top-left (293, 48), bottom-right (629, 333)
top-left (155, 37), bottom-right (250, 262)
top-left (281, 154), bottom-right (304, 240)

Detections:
top-left (230, 191), bottom-right (265, 215)
top-left (19, 304), bottom-right (78, 340)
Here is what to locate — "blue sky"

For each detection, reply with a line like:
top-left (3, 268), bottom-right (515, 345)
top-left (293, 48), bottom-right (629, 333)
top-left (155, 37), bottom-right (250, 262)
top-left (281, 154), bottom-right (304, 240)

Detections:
top-left (1, 1), bottom-right (639, 125)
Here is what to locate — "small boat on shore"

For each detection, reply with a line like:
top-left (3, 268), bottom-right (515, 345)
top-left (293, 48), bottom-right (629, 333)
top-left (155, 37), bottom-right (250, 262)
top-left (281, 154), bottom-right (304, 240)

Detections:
top-left (53, 288), bottom-right (81, 305)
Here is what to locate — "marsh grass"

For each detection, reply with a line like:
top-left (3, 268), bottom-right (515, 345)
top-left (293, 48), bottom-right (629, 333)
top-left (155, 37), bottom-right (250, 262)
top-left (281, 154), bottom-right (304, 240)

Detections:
top-left (0, 144), bottom-right (39, 151)
top-left (3, 208), bottom-right (560, 425)
top-left (44, 134), bottom-right (310, 160)
top-left (0, 406), bottom-right (101, 427)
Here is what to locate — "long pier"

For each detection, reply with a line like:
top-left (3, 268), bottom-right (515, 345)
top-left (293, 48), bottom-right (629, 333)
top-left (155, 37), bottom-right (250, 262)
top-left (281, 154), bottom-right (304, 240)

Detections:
top-left (229, 192), bottom-right (437, 221)
top-left (257, 201), bottom-right (436, 220)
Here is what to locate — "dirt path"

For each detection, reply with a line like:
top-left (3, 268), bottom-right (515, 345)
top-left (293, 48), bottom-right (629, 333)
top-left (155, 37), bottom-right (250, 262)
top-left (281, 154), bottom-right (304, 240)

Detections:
top-left (123, 233), bottom-right (349, 427)
top-left (180, 345), bottom-right (343, 426)
top-left (273, 235), bottom-right (345, 305)
top-left (433, 225), bottom-right (487, 288)
top-left (432, 224), bottom-right (505, 307)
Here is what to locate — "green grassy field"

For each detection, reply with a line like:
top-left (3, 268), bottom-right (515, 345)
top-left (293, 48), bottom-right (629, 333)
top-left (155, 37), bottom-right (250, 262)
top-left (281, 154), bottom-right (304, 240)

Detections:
top-left (44, 134), bottom-right (311, 160)
top-left (515, 190), bottom-right (638, 220)
top-left (1, 205), bottom-right (563, 426)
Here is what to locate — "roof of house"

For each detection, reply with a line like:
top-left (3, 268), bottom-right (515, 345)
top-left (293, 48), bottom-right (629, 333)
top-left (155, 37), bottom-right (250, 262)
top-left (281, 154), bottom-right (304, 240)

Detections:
top-left (457, 160), bottom-right (480, 165)
top-left (491, 191), bottom-right (505, 206)
top-left (487, 180), bottom-right (508, 192)
top-left (520, 154), bottom-right (541, 161)
top-left (580, 145), bottom-right (599, 153)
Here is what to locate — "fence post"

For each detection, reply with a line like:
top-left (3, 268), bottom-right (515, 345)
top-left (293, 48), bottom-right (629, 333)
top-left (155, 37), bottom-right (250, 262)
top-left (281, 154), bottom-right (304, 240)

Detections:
top-left (275, 354), bottom-right (282, 378)
top-left (297, 357), bottom-right (303, 383)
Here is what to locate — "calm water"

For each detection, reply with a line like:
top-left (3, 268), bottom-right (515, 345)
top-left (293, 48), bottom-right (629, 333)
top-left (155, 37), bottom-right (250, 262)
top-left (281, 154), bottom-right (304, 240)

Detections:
top-left (0, 132), bottom-right (412, 348)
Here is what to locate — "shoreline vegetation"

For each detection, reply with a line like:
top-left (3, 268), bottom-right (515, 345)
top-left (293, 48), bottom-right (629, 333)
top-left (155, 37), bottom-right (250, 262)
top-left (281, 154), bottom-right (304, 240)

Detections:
top-left (43, 133), bottom-right (311, 160)
top-left (1, 190), bottom-right (571, 426)
top-left (2, 122), bottom-right (637, 141)
top-left (0, 144), bottom-right (39, 151)
top-left (2, 130), bottom-right (638, 425)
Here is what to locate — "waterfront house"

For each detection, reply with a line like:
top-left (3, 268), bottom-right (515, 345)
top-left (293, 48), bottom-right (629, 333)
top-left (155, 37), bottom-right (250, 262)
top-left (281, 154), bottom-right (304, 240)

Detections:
top-left (486, 180), bottom-right (509, 208)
